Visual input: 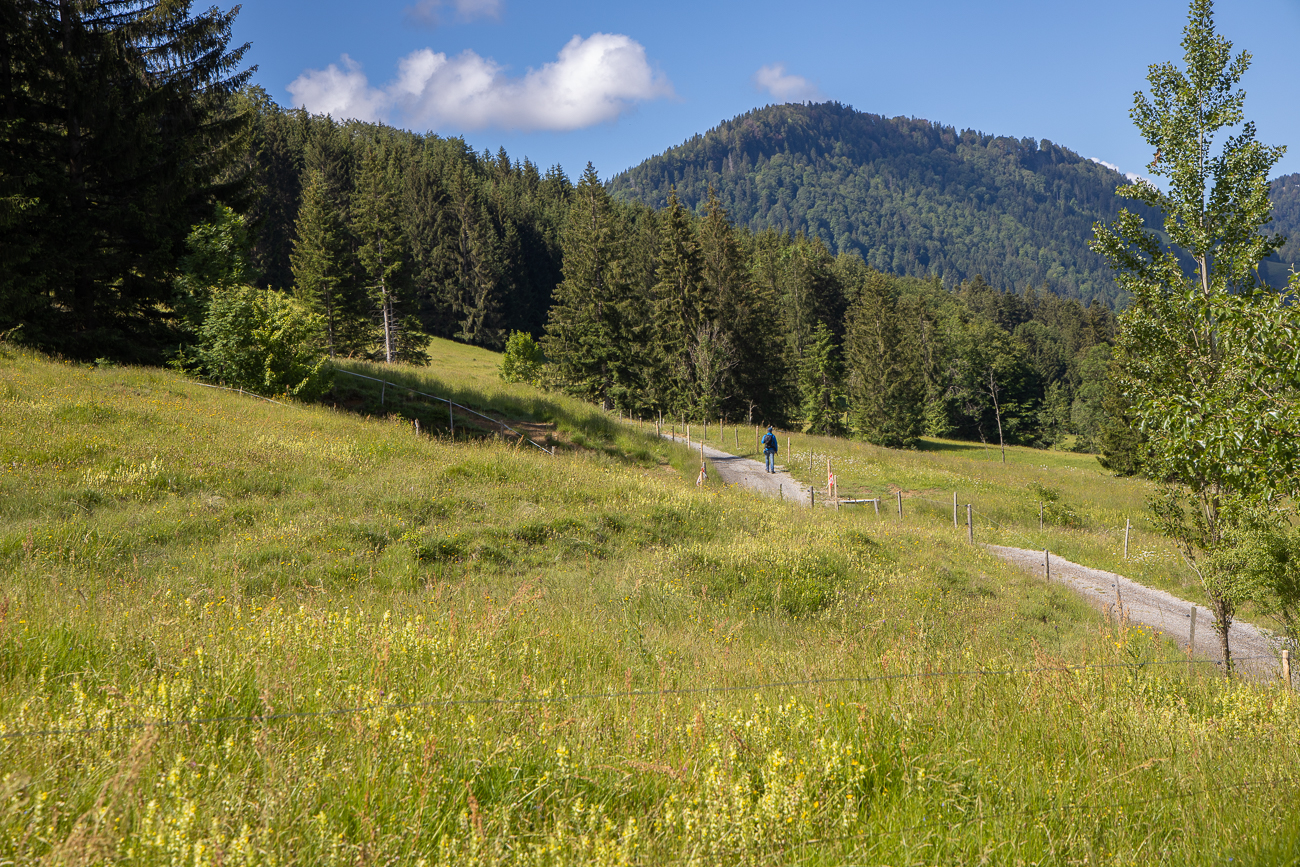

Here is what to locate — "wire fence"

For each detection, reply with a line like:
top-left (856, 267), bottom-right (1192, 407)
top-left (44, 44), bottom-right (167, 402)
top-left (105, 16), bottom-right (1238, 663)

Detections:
top-left (333, 369), bottom-right (553, 456)
top-left (192, 381), bottom-right (290, 407)
top-left (2, 654), bottom-right (1282, 741)
top-left (190, 370), bottom-right (553, 455)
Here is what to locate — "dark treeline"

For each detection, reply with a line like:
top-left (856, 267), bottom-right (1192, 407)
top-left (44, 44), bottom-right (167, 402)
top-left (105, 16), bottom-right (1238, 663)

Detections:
top-left (542, 167), bottom-right (1116, 452)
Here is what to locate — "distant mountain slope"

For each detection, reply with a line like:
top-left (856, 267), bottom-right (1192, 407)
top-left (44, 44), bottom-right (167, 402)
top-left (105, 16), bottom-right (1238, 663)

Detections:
top-left (1271, 172), bottom-right (1300, 275)
top-left (610, 103), bottom-right (1299, 307)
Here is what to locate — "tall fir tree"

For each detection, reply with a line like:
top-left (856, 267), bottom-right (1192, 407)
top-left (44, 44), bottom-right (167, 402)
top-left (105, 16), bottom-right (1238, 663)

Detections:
top-left (543, 164), bottom-right (643, 410)
top-left (844, 266), bottom-right (925, 448)
top-left (447, 159), bottom-right (506, 347)
top-left (698, 190), bottom-right (781, 423)
top-left (353, 140), bottom-right (423, 362)
top-left (798, 322), bottom-right (844, 435)
top-left (1, 0), bottom-right (253, 360)
top-left (291, 166), bottom-right (368, 357)
top-left (651, 189), bottom-right (710, 414)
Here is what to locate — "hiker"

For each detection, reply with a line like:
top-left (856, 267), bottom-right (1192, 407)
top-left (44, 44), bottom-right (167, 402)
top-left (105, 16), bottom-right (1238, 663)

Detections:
top-left (761, 426), bottom-right (778, 473)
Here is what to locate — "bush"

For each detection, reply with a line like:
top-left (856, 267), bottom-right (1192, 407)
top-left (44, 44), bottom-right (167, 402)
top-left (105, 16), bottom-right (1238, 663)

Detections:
top-left (500, 330), bottom-right (545, 384)
top-left (198, 286), bottom-right (332, 399)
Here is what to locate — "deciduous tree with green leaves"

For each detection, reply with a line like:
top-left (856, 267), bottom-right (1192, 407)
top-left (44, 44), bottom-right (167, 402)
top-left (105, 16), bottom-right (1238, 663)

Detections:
top-left (1091, 0), bottom-right (1300, 672)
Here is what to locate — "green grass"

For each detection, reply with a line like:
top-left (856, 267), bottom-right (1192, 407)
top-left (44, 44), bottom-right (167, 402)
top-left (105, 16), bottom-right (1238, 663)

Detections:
top-left (2, 342), bottom-right (1300, 865)
top-left (689, 422), bottom-right (1226, 614)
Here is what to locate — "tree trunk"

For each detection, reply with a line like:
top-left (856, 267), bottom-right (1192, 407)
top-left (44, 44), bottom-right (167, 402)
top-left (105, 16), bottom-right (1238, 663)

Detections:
top-left (1214, 598), bottom-right (1234, 677)
top-left (989, 370), bottom-right (1005, 463)
top-left (382, 287), bottom-right (393, 363)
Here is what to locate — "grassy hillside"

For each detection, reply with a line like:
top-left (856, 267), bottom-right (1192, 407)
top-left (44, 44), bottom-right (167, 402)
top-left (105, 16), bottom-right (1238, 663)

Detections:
top-left (3, 340), bottom-right (1300, 865)
top-left (710, 425), bottom-right (1204, 605)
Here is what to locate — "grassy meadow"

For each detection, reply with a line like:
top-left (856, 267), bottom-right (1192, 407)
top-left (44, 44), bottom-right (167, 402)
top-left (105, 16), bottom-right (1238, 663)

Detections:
top-left (3, 341), bottom-right (1300, 865)
top-left (693, 422), bottom-right (1219, 614)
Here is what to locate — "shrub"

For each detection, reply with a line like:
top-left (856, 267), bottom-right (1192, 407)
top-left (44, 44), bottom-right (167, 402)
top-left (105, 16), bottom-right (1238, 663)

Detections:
top-left (198, 285), bottom-right (332, 399)
top-left (500, 330), bottom-right (545, 384)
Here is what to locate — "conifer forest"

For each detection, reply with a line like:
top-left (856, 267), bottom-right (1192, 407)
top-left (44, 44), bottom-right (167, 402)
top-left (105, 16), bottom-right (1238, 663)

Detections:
top-left (3, 1), bottom-right (1297, 458)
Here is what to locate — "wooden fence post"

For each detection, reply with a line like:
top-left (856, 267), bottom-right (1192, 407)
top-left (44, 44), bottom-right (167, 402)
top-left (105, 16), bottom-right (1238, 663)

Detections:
top-left (1124, 518), bottom-right (1131, 560)
top-left (967, 504), bottom-right (973, 544)
top-left (897, 490), bottom-right (903, 518)
top-left (1044, 549), bottom-right (1050, 581)
top-left (873, 498), bottom-right (879, 516)
top-left (953, 492), bottom-right (958, 528)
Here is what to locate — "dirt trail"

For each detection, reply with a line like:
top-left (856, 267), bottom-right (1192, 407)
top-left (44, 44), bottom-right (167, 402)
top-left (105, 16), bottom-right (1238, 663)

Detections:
top-left (665, 434), bottom-right (809, 505)
top-left (986, 545), bottom-right (1281, 681)
top-left (675, 437), bottom-right (1286, 681)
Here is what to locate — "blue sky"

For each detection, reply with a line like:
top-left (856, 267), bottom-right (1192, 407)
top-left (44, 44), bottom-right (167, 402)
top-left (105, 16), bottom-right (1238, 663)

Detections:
top-left (231, 0), bottom-right (1300, 183)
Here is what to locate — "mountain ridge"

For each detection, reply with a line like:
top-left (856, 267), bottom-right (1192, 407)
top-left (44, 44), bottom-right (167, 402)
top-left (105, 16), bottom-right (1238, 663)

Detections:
top-left (609, 102), bottom-right (1298, 306)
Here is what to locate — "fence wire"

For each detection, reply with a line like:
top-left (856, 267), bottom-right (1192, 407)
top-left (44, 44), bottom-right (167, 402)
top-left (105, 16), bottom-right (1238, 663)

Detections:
top-left (1, 654), bottom-right (1281, 741)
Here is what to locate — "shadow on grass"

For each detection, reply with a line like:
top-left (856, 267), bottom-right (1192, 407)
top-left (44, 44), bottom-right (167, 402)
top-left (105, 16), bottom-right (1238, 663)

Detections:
top-left (320, 359), bottom-right (673, 466)
top-left (916, 438), bottom-right (999, 456)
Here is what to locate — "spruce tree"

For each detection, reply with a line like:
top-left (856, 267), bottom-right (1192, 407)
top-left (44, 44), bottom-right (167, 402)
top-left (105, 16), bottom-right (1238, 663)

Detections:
top-left (844, 267), bottom-right (925, 448)
top-left (1, 0), bottom-right (253, 360)
top-left (651, 189), bottom-right (709, 413)
top-left (291, 167), bottom-right (365, 357)
top-left (798, 323), bottom-right (844, 435)
top-left (543, 164), bottom-right (642, 410)
top-left (354, 141), bottom-right (423, 362)
top-left (698, 191), bottom-right (780, 422)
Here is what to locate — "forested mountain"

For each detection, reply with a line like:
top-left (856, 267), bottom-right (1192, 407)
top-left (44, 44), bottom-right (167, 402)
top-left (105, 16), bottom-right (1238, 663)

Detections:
top-left (609, 103), bottom-right (1300, 307)
top-left (1270, 172), bottom-right (1300, 282)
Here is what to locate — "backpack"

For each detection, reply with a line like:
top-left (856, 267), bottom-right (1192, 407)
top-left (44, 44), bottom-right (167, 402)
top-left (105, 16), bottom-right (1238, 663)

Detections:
top-left (763, 432), bottom-right (778, 452)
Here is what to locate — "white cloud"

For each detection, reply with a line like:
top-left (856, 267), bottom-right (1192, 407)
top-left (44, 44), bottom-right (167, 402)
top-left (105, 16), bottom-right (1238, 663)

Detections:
top-left (1088, 157), bottom-right (1149, 186)
top-left (753, 63), bottom-right (824, 103)
top-left (287, 33), bottom-right (674, 132)
top-left (285, 55), bottom-right (387, 122)
top-left (405, 0), bottom-right (501, 27)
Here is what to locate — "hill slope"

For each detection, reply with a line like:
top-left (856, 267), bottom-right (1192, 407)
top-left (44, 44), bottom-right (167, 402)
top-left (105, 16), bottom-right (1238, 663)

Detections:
top-left (610, 103), bottom-right (1300, 306)
top-left (4, 343), bottom-right (1300, 863)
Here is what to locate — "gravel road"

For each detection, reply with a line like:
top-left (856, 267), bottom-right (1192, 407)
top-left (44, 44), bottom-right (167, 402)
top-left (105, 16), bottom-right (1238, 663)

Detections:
top-left (666, 434), bottom-right (810, 505)
top-left (985, 545), bottom-right (1283, 681)
top-left (670, 436), bottom-right (1287, 681)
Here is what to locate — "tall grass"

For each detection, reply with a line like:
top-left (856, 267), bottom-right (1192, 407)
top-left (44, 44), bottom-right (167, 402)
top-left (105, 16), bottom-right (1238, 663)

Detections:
top-left (691, 422), bottom-right (1228, 610)
top-left (3, 343), bottom-right (1299, 864)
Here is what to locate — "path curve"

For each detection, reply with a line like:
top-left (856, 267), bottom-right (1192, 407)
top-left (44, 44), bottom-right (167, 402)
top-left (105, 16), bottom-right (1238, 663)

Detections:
top-left (986, 545), bottom-right (1280, 680)
top-left (667, 434), bottom-right (810, 505)
top-left (671, 436), bottom-right (1285, 680)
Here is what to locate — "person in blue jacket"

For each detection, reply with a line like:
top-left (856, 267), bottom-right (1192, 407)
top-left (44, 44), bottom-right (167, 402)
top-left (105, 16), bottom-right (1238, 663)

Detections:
top-left (761, 426), bottom-right (778, 473)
